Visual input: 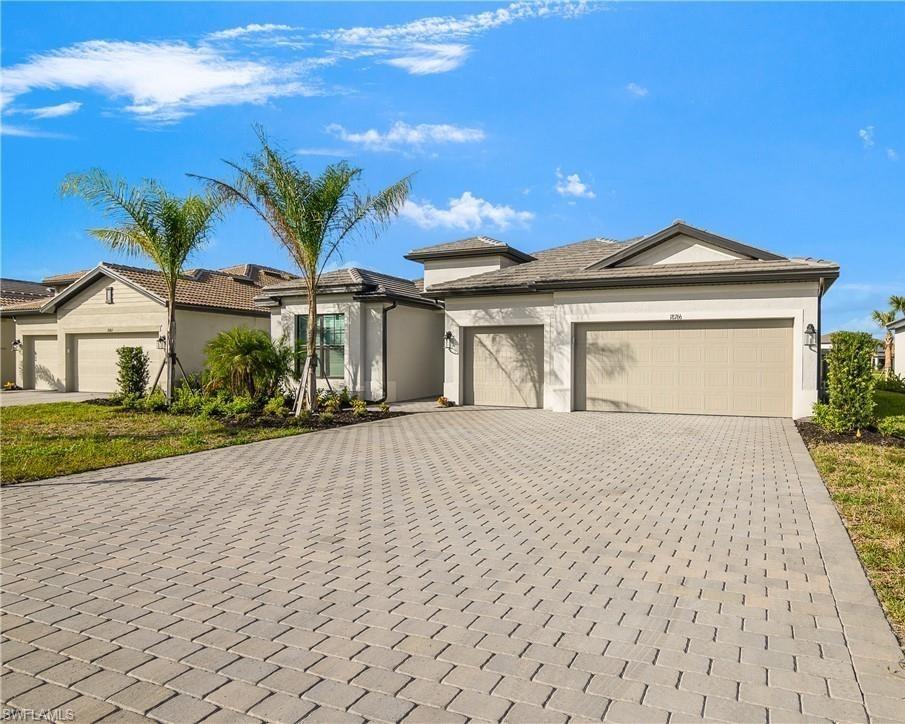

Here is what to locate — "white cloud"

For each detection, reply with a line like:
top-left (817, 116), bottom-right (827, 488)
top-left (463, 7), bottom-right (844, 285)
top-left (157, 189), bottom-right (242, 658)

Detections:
top-left (401, 192), bottom-right (534, 231)
top-left (887, 147), bottom-right (899, 161)
top-left (626, 82), bottom-right (648, 97)
top-left (0, 123), bottom-right (70, 139)
top-left (1, 40), bottom-right (319, 122)
top-left (326, 120), bottom-right (484, 152)
top-left (555, 168), bottom-right (595, 199)
top-left (384, 43), bottom-right (471, 75)
top-left (9, 101), bottom-right (82, 119)
top-left (204, 23), bottom-right (296, 41)
top-left (323, 1), bottom-right (596, 75)
top-left (859, 126), bottom-right (875, 148)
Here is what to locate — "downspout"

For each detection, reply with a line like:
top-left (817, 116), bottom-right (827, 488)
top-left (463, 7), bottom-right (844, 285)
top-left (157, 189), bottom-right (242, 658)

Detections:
top-left (377, 300), bottom-right (398, 403)
top-left (817, 278), bottom-right (825, 402)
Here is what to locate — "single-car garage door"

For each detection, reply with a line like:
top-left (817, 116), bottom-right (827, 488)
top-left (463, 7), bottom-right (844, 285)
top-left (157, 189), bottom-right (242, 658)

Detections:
top-left (465, 326), bottom-right (544, 408)
top-left (575, 319), bottom-right (793, 417)
top-left (71, 332), bottom-right (161, 393)
top-left (28, 335), bottom-right (62, 390)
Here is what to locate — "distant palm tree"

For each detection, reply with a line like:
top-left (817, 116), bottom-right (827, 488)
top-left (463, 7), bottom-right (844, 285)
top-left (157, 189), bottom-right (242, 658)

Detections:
top-left (872, 308), bottom-right (896, 377)
top-left (195, 126), bottom-right (411, 411)
top-left (61, 170), bottom-right (229, 402)
top-left (890, 295), bottom-right (905, 318)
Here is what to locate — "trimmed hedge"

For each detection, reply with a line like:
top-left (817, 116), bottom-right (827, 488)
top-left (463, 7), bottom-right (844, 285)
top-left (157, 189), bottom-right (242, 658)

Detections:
top-left (116, 346), bottom-right (150, 397)
top-left (812, 331), bottom-right (876, 434)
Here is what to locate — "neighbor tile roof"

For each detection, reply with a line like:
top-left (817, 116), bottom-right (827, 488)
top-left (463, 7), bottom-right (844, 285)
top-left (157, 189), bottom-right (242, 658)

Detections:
top-left (0, 278), bottom-right (53, 306)
top-left (260, 268), bottom-right (437, 306)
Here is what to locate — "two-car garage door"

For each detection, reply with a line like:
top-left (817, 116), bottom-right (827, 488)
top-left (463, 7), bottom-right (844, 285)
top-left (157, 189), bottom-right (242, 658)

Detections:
top-left (574, 319), bottom-right (793, 417)
top-left (70, 333), bottom-right (162, 393)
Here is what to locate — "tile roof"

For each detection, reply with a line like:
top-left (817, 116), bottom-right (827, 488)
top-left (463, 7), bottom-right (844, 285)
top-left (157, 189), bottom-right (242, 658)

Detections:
top-left (424, 238), bottom-right (839, 295)
top-left (0, 278), bottom-right (54, 306)
top-left (405, 235), bottom-right (535, 263)
top-left (260, 268), bottom-right (438, 306)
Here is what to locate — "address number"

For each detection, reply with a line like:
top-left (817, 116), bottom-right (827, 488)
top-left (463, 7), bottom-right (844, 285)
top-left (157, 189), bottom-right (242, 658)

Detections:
top-left (669, 313), bottom-right (683, 321)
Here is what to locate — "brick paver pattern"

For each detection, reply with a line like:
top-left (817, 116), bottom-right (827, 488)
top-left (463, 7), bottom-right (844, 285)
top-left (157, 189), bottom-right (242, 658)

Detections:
top-left (2, 410), bottom-right (904, 722)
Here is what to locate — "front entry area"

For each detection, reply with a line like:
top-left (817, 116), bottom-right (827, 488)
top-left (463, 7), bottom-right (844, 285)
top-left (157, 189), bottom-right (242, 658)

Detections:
top-left (464, 325), bottom-right (544, 408)
top-left (574, 318), bottom-right (793, 417)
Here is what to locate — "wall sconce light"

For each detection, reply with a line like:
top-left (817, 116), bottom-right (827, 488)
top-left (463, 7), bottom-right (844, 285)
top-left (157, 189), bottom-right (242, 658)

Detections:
top-left (443, 330), bottom-right (455, 351)
top-left (11, 339), bottom-right (22, 351)
top-left (804, 323), bottom-right (817, 347)
top-left (156, 334), bottom-right (167, 350)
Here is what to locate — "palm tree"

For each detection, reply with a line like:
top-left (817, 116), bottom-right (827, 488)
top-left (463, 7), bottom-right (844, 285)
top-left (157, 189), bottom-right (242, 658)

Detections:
top-left (61, 170), bottom-right (229, 402)
top-left (194, 127), bottom-right (411, 411)
top-left (872, 308), bottom-right (896, 377)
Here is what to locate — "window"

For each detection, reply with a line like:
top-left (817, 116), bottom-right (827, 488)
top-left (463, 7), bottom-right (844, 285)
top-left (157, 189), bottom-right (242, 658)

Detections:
top-left (295, 314), bottom-right (345, 378)
top-left (105, 287), bottom-right (114, 304)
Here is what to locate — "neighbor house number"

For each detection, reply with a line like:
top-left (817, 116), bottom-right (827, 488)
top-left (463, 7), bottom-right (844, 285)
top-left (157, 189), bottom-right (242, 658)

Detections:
top-left (669, 313), bottom-right (683, 320)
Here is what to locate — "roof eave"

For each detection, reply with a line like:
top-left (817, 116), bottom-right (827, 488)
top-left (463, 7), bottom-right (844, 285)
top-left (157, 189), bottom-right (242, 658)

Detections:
top-left (404, 247), bottom-right (536, 264)
top-left (889, 317), bottom-right (905, 331)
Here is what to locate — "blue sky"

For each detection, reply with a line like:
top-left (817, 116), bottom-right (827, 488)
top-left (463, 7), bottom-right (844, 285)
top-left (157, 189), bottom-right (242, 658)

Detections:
top-left (2, 1), bottom-right (903, 333)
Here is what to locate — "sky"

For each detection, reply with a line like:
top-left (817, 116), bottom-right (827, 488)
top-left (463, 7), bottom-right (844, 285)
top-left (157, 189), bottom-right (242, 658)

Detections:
top-left (1, 1), bottom-right (903, 334)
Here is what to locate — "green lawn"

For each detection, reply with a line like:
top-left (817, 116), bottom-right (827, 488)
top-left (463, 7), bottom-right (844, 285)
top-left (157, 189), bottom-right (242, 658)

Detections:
top-left (1, 402), bottom-right (311, 484)
top-left (805, 390), bottom-right (905, 643)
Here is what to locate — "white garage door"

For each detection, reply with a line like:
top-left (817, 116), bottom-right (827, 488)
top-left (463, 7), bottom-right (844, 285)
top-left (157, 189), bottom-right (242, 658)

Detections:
top-left (71, 333), bottom-right (161, 393)
top-left (464, 326), bottom-right (544, 408)
top-left (29, 335), bottom-right (62, 390)
top-left (575, 319), bottom-right (793, 417)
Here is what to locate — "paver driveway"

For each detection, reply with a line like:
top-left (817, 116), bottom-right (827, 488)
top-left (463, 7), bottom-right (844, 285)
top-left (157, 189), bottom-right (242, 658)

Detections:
top-left (2, 409), bottom-right (903, 723)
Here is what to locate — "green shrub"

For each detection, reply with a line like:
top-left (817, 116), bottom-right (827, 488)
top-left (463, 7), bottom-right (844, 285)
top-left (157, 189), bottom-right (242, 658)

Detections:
top-left (116, 346), bottom-right (150, 397)
top-left (140, 388), bottom-right (168, 412)
top-left (877, 415), bottom-right (905, 438)
top-left (875, 371), bottom-right (905, 394)
top-left (351, 397), bottom-right (367, 418)
top-left (170, 386), bottom-right (205, 415)
top-left (204, 327), bottom-right (293, 398)
top-left (814, 331), bottom-right (877, 434)
top-left (199, 395), bottom-right (228, 418)
top-left (223, 394), bottom-right (255, 417)
top-left (322, 396), bottom-right (341, 414)
top-left (263, 394), bottom-right (288, 417)
top-left (119, 393), bottom-right (143, 410)
top-left (378, 401), bottom-right (390, 415)
top-left (294, 409), bottom-right (313, 426)
top-left (338, 386), bottom-right (352, 408)
top-left (318, 411), bottom-right (334, 425)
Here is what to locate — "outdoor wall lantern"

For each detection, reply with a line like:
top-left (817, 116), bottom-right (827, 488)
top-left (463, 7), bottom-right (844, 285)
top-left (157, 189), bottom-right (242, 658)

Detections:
top-left (443, 330), bottom-right (455, 351)
top-left (804, 323), bottom-right (817, 347)
top-left (156, 333), bottom-right (167, 350)
top-left (11, 339), bottom-right (22, 351)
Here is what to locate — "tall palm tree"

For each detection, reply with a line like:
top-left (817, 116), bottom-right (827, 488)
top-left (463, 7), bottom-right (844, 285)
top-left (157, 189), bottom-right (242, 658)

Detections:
top-left (872, 308), bottom-right (896, 377)
top-left (61, 170), bottom-right (229, 402)
top-left (195, 127), bottom-right (411, 411)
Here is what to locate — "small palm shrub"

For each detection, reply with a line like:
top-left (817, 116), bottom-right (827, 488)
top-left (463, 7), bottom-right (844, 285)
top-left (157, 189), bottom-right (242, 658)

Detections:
top-left (263, 394), bottom-right (289, 417)
top-left (874, 371), bottom-right (905, 394)
top-left (378, 401), bottom-right (390, 415)
top-left (812, 331), bottom-right (877, 435)
top-left (319, 411), bottom-right (334, 425)
top-left (204, 327), bottom-right (293, 399)
top-left (116, 346), bottom-right (150, 397)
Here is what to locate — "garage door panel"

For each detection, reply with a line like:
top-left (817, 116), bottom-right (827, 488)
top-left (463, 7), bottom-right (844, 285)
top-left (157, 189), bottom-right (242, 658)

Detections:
top-left (465, 326), bottom-right (543, 408)
top-left (576, 319), bottom-right (793, 417)
top-left (72, 333), bottom-right (162, 393)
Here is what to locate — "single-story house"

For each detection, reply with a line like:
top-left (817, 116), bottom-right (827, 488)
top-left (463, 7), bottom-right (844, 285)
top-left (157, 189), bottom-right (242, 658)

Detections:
top-left (890, 317), bottom-right (905, 376)
top-left (255, 268), bottom-right (444, 402)
top-left (2, 262), bottom-right (294, 393)
top-left (0, 278), bottom-right (55, 385)
top-left (407, 221), bottom-right (839, 419)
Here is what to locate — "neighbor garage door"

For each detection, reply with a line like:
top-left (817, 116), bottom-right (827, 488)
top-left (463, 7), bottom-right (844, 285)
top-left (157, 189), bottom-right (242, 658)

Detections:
top-left (71, 333), bottom-right (161, 393)
top-left (29, 335), bottom-right (62, 390)
top-left (465, 326), bottom-right (544, 408)
top-left (575, 319), bottom-right (793, 417)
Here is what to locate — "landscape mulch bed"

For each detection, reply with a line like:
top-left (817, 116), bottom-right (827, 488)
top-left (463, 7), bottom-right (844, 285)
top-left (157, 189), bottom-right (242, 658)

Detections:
top-left (250, 410), bottom-right (407, 429)
top-left (796, 420), bottom-right (905, 449)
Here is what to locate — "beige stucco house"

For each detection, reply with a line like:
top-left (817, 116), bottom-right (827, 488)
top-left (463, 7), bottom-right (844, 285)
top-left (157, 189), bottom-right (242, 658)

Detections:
top-left (3, 263), bottom-right (292, 393)
top-left (408, 221), bottom-right (839, 419)
top-left (256, 268), bottom-right (444, 402)
top-left (0, 279), bottom-right (54, 386)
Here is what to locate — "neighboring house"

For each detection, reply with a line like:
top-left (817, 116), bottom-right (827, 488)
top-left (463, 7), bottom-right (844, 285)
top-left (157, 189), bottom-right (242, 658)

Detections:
top-left (890, 317), bottom-right (905, 376)
top-left (3, 262), bottom-right (294, 393)
top-left (0, 278), bottom-right (55, 385)
top-left (407, 221), bottom-right (839, 419)
top-left (256, 268), bottom-right (443, 402)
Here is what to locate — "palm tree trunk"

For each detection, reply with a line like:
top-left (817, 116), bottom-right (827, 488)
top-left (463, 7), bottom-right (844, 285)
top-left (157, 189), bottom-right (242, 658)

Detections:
top-left (885, 334), bottom-right (893, 377)
top-left (305, 285), bottom-right (318, 410)
top-left (165, 298), bottom-right (176, 403)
